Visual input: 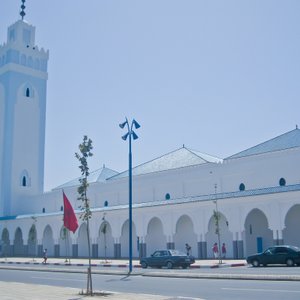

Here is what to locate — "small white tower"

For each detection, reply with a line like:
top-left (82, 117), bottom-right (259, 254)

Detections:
top-left (0, 2), bottom-right (49, 216)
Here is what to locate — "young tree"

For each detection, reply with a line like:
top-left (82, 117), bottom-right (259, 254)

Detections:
top-left (75, 135), bottom-right (93, 295)
top-left (213, 205), bottom-right (222, 264)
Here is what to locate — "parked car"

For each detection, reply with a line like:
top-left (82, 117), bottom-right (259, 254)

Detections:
top-left (140, 249), bottom-right (195, 269)
top-left (247, 245), bottom-right (300, 267)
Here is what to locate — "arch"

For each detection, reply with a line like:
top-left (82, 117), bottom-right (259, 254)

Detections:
top-left (283, 204), bottom-right (300, 247)
top-left (20, 54), bottom-right (26, 66)
top-left (120, 220), bottom-right (138, 258)
top-left (77, 223), bottom-right (89, 257)
top-left (34, 58), bottom-right (40, 70)
top-left (59, 227), bottom-right (72, 259)
top-left (42, 225), bottom-right (54, 257)
top-left (20, 170), bottom-right (30, 187)
top-left (27, 56), bottom-right (33, 68)
top-left (206, 212), bottom-right (232, 258)
top-left (22, 83), bottom-right (34, 98)
top-left (244, 208), bottom-right (273, 256)
top-left (174, 215), bottom-right (197, 255)
top-left (145, 217), bottom-right (166, 256)
top-left (1, 228), bottom-right (10, 256)
top-left (98, 221), bottom-right (114, 259)
top-left (14, 227), bottom-right (24, 256)
top-left (28, 224), bottom-right (37, 257)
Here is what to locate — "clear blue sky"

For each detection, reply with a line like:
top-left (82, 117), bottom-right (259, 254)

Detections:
top-left (2, 1), bottom-right (300, 191)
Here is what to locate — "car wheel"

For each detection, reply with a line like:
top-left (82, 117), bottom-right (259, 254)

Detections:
top-left (286, 258), bottom-right (294, 267)
top-left (141, 261), bottom-right (148, 269)
top-left (166, 261), bottom-right (173, 269)
top-left (252, 260), bottom-right (259, 267)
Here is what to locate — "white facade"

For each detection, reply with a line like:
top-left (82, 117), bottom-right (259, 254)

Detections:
top-left (1, 15), bottom-right (300, 260)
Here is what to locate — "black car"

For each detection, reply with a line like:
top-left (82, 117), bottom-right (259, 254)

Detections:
top-left (247, 245), bottom-right (300, 267)
top-left (140, 249), bottom-right (195, 269)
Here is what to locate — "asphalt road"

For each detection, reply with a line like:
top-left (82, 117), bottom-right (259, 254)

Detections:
top-left (1, 268), bottom-right (300, 300)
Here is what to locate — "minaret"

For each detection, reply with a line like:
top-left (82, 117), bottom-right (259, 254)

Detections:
top-left (0, 1), bottom-right (49, 216)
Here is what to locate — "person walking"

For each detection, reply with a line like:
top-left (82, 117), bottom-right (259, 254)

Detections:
top-left (212, 243), bottom-right (218, 259)
top-left (185, 243), bottom-right (191, 256)
top-left (42, 248), bottom-right (47, 264)
top-left (222, 243), bottom-right (226, 258)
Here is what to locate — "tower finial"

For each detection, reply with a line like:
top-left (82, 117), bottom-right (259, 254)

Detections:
top-left (20, 0), bottom-right (26, 20)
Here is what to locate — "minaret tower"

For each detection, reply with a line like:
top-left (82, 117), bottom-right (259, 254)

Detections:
top-left (0, 1), bottom-right (49, 216)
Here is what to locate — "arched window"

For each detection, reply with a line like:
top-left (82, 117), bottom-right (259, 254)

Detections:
top-left (165, 193), bottom-right (171, 200)
top-left (42, 208), bottom-right (45, 213)
top-left (20, 170), bottom-right (30, 187)
top-left (104, 201), bottom-right (108, 207)
top-left (239, 183), bottom-right (245, 191)
top-left (279, 178), bottom-right (286, 186)
top-left (23, 84), bottom-right (34, 98)
top-left (61, 206), bottom-right (63, 211)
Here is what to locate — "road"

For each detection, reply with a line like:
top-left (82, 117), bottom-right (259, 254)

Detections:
top-left (0, 268), bottom-right (300, 300)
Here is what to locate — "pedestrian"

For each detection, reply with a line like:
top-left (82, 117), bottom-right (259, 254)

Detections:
top-left (222, 243), bottom-right (226, 258)
top-left (212, 243), bottom-right (218, 259)
top-left (42, 248), bottom-right (47, 264)
top-left (185, 243), bottom-right (191, 256)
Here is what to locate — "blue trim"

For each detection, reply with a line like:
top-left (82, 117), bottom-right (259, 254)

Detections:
top-left (0, 216), bottom-right (17, 221)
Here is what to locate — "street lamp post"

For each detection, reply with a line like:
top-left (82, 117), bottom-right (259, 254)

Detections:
top-left (119, 118), bottom-right (140, 273)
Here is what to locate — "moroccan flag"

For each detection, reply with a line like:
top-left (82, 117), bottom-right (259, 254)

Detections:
top-left (63, 191), bottom-right (78, 233)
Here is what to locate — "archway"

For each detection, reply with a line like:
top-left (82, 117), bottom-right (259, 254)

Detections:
top-left (244, 209), bottom-right (273, 256)
top-left (120, 220), bottom-right (138, 258)
top-left (14, 227), bottom-right (24, 256)
top-left (98, 221), bottom-right (114, 259)
top-left (78, 223), bottom-right (89, 257)
top-left (206, 212), bottom-right (232, 258)
top-left (28, 224), bottom-right (37, 257)
top-left (174, 215), bottom-right (197, 256)
top-left (1, 228), bottom-right (10, 256)
top-left (59, 227), bottom-right (72, 259)
top-left (42, 225), bottom-right (54, 257)
top-left (283, 204), bottom-right (300, 247)
top-left (145, 217), bottom-right (166, 256)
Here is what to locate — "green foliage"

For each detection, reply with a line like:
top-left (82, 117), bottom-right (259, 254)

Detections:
top-left (101, 223), bottom-right (107, 235)
top-left (61, 227), bottom-right (67, 240)
top-left (29, 225), bottom-right (36, 243)
top-left (75, 135), bottom-right (93, 221)
top-left (213, 209), bottom-right (221, 235)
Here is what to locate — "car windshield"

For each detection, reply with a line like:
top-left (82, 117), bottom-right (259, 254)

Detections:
top-left (169, 250), bottom-right (186, 256)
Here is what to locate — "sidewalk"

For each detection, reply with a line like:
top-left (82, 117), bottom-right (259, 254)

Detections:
top-left (0, 256), bottom-right (247, 269)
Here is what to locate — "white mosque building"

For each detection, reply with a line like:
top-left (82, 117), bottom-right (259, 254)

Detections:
top-left (0, 7), bottom-right (300, 260)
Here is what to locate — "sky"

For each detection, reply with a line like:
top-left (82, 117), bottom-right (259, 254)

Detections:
top-left (1, 1), bottom-right (300, 191)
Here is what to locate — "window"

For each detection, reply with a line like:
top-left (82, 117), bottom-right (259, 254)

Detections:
top-left (23, 29), bottom-right (31, 45)
top-left (42, 208), bottom-right (45, 213)
top-left (165, 193), bottom-right (171, 200)
top-left (239, 183), bottom-right (245, 191)
top-left (61, 206), bottom-right (63, 211)
top-left (279, 178), bottom-right (286, 186)
top-left (20, 170), bottom-right (30, 187)
top-left (23, 85), bottom-right (34, 98)
top-left (104, 201), bottom-right (108, 207)
top-left (9, 29), bottom-right (15, 42)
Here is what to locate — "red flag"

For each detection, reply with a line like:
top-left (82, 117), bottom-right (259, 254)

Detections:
top-left (63, 191), bottom-right (78, 233)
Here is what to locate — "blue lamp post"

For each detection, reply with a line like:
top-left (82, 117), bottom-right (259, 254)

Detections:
top-left (119, 117), bottom-right (140, 273)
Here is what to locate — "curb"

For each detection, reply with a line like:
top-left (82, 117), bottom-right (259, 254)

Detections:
top-left (0, 260), bottom-right (247, 269)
